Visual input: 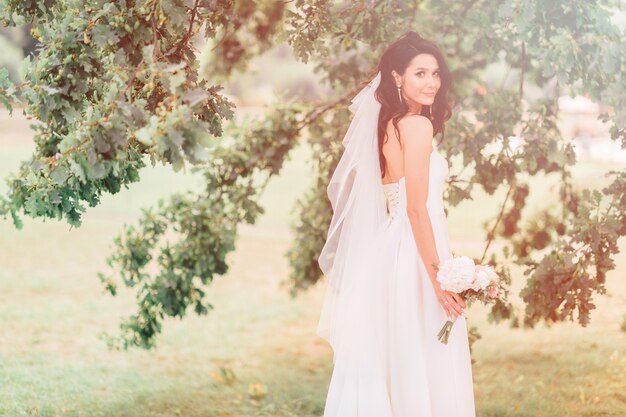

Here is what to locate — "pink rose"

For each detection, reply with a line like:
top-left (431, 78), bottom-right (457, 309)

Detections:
top-left (488, 285), bottom-right (499, 299)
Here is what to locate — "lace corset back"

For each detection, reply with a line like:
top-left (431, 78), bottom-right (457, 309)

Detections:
top-left (382, 149), bottom-right (449, 221)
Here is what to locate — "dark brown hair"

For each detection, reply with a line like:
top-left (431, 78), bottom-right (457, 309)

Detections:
top-left (372, 31), bottom-right (453, 178)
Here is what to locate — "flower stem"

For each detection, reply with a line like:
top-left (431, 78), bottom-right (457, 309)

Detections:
top-left (437, 320), bottom-right (454, 344)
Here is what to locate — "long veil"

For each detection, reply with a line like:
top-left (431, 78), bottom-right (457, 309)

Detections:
top-left (317, 71), bottom-right (389, 366)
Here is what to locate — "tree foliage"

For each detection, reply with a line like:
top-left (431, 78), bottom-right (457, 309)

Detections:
top-left (1, 0), bottom-right (624, 349)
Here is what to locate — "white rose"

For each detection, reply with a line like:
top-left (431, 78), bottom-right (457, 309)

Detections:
top-left (474, 269), bottom-right (490, 290)
top-left (436, 256), bottom-right (476, 293)
top-left (471, 265), bottom-right (498, 291)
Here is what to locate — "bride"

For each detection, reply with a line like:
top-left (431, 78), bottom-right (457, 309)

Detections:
top-left (317, 31), bottom-right (476, 416)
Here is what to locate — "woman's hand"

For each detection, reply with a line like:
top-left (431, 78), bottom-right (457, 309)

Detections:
top-left (433, 282), bottom-right (466, 321)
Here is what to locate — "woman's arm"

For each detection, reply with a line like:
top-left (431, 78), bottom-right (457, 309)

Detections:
top-left (398, 114), bottom-right (440, 285)
top-left (398, 115), bottom-right (466, 320)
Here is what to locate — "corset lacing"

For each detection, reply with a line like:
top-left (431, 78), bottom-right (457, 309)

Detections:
top-left (383, 185), bottom-right (400, 220)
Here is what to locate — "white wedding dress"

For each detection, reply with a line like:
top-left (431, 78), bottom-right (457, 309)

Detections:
top-left (321, 148), bottom-right (476, 417)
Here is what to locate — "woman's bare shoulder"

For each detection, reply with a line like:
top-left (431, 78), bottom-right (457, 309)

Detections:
top-left (398, 114), bottom-right (433, 134)
top-left (393, 114), bottom-right (434, 148)
top-left (386, 114), bottom-right (433, 132)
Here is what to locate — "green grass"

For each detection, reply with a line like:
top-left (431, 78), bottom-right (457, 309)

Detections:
top-left (1, 109), bottom-right (625, 416)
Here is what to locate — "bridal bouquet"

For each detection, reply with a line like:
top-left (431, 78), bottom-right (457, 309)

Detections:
top-left (435, 255), bottom-right (502, 344)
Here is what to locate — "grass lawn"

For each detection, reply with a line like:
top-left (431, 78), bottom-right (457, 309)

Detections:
top-left (0, 109), bottom-right (625, 417)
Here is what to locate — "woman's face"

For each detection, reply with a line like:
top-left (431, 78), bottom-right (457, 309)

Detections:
top-left (393, 53), bottom-right (441, 107)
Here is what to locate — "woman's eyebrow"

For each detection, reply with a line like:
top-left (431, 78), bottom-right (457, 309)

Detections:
top-left (414, 67), bottom-right (440, 71)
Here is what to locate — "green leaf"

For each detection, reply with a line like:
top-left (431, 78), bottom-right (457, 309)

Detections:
top-left (135, 127), bottom-right (153, 146)
top-left (68, 159), bottom-right (86, 182)
top-left (169, 72), bottom-right (186, 91)
top-left (18, 55), bottom-right (31, 80)
top-left (87, 162), bottom-right (108, 180)
top-left (92, 24), bottom-right (120, 49)
top-left (50, 165), bottom-right (70, 185)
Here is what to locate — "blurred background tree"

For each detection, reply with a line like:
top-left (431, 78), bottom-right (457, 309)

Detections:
top-left (0, 0), bottom-right (624, 350)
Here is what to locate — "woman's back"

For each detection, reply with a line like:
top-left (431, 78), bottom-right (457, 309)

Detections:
top-left (381, 119), bottom-right (405, 185)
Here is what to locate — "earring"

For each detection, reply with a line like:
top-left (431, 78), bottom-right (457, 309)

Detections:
top-left (429, 104), bottom-right (433, 119)
top-left (397, 86), bottom-right (403, 103)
